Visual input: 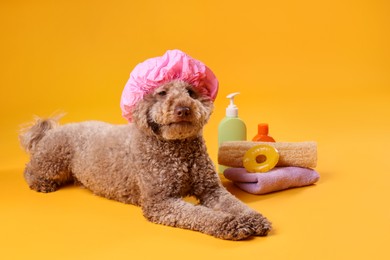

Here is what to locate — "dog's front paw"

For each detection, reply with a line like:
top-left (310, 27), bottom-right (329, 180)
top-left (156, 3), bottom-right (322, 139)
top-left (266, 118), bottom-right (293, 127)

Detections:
top-left (242, 212), bottom-right (272, 236)
top-left (214, 215), bottom-right (255, 240)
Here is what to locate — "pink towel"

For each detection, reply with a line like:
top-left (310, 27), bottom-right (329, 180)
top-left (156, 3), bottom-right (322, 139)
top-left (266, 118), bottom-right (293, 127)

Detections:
top-left (224, 167), bottom-right (320, 195)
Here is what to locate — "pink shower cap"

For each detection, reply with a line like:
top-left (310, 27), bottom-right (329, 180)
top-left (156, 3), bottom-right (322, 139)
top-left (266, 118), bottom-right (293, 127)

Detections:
top-left (120, 49), bottom-right (219, 122)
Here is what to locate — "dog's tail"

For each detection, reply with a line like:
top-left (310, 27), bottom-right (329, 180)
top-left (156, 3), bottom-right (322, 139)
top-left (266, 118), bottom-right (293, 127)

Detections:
top-left (19, 114), bottom-right (63, 153)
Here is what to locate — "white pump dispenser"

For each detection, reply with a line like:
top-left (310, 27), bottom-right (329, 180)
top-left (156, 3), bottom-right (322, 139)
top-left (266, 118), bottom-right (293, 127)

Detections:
top-left (226, 92), bottom-right (239, 117)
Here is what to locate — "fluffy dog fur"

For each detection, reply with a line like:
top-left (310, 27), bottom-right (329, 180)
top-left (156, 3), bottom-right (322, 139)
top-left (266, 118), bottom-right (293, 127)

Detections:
top-left (20, 80), bottom-right (271, 240)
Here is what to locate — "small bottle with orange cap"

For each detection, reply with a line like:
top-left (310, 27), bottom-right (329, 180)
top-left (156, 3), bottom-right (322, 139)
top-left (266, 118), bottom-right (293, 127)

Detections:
top-left (252, 123), bottom-right (275, 142)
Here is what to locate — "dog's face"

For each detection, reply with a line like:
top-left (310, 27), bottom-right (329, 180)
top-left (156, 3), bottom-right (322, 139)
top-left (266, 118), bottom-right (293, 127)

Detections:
top-left (132, 80), bottom-right (214, 140)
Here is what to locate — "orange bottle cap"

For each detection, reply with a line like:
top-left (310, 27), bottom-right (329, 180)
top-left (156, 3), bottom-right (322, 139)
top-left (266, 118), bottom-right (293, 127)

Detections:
top-left (258, 123), bottom-right (269, 135)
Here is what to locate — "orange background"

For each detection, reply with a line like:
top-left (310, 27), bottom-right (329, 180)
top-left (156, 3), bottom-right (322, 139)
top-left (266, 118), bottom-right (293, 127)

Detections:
top-left (1, 0), bottom-right (389, 259)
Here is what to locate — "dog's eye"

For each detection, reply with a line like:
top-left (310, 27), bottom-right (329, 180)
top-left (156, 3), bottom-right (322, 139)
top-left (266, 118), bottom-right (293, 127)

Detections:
top-left (157, 91), bottom-right (167, 97)
top-left (187, 89), bottom-right (197, 99)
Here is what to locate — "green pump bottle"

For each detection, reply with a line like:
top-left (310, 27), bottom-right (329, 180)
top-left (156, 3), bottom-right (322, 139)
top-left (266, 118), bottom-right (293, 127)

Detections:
top-left (218, 92), bottom-right (247, 173)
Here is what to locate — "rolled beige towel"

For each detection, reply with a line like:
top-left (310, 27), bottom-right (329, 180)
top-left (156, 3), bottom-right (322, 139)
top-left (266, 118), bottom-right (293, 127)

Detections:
top-left (218, 141), bottom-right (317, 169)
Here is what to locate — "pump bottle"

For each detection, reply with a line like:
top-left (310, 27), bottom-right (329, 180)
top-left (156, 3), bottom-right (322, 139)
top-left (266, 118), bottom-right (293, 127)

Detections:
top-left (218, 92), bottom-right (247, 173)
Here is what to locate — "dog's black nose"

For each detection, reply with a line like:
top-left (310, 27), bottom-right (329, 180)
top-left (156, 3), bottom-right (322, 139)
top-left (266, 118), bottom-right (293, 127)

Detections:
top-left (175, 106), bottom-right (191, 117)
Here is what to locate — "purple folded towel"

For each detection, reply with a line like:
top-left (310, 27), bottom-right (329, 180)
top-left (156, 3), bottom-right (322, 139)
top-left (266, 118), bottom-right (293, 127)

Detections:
top-left (224, 167), bottom-right (320, 195)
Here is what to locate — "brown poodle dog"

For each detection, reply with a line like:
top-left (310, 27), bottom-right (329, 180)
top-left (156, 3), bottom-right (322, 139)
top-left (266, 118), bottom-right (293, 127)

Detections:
top-left (20, 80), bottom-right (271, 240)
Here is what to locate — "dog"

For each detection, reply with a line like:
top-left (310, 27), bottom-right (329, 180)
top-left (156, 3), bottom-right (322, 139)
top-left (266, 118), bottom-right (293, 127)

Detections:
top-left (20, 57), bottom-right (271, 241)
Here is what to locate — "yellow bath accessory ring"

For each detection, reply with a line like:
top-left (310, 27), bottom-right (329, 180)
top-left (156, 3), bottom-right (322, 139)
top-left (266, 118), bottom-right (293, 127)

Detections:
top-left (243, 144), bottom-right (280, 173)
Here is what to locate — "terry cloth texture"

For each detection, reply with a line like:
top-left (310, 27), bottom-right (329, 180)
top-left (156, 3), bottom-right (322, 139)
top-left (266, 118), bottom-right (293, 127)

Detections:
top-left (224, 167), bottom-right (320, 195)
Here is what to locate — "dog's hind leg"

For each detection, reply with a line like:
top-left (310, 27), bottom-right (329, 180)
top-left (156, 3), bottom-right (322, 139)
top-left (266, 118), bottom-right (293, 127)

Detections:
top-left (24, 164), bottom-right (70, 193)
top-left (20, 116), bottom-right (74, 192)
top-left (23, 138), bottom-right (74, 193)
